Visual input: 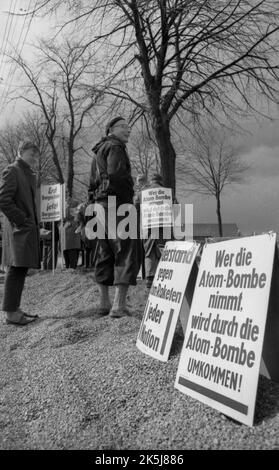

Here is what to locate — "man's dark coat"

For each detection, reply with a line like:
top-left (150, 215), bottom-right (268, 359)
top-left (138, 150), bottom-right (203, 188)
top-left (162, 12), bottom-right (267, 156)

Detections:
top-left (0, 158), bottom-right (40, 268)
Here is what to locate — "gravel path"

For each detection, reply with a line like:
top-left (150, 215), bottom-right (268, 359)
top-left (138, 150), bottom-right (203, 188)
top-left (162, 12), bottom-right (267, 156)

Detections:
top-left (0, 269), bottom-right (279, 450)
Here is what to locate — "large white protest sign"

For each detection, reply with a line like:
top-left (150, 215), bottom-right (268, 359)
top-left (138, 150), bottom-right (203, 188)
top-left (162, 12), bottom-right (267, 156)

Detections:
top-left (40, 184), bottom-right (61, 222)
top-left (175, 232), bottom-right (276, 426)
top-left (141, 187), bottom-right (172, 229)
top-left (137, 240), bottom-right (200, 362)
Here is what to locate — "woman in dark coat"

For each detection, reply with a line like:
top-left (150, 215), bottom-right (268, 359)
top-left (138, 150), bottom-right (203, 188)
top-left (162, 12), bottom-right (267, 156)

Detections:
top-left (0, 140), bottom-right (41, 325)
top-left (60, 214), bottom-right (81, 269)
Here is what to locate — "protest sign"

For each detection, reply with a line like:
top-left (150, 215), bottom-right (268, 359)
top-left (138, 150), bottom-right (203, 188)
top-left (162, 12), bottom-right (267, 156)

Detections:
top-left (40, 184), bottom-right (61, 222)
top-left (261, 243), bottom-right (279, 383)
top-left (137, 240), bottom-right (200, 362)
top-left (175, 232), bottom-right (277, 426)
top-left (141, 187), bottom-right (172, 229)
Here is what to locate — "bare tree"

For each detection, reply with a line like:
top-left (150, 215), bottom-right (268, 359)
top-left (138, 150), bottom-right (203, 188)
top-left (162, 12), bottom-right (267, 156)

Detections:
top-left (7, 53), bottom-right (64, 185)
top-left (0, 111), bottom-right (58, 187)
top-left (36, 0), bottom-right (279, 197)
top-left (129, 123), bottom-right (160, 180)
top-left (20, 111), bottom-right (59, 187)
top-left (7, 36), bottom-right (105, 197)
top-left (0, 124), bottom-right (19, 169)
top-left (184, 126), bottom-right (248, 236)
top-left (37, 38), bottom-right (105, 197)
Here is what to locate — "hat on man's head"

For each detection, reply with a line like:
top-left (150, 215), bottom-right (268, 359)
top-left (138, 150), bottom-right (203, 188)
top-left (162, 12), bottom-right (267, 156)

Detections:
top-left (18, 140), bottom-right (39, 154)
top-left (150, 173), bottom-right (163, 184)
top-left (105, 116), bottom-right (125, 135)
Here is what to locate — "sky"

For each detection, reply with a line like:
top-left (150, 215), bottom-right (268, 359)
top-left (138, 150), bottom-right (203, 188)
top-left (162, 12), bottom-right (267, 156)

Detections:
top-left (178, 117), bottom-right (279, 236)
top-left (0, 0), bottom-right (48, 107)
top-left (0, 1), bottom-right (279, 236)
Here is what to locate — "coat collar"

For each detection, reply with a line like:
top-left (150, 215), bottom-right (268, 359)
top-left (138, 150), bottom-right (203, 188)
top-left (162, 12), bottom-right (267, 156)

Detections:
top-left (16, 157), bottom-right (36, 176)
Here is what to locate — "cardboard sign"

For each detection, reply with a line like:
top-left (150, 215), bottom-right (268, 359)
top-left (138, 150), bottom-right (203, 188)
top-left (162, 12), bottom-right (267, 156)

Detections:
top-left (137, 240), bottom-right (200, 362)
top-left (175, 232), bottom-right (276, 426)
top-left (40, 184), bottom-right (61, 222)
top-left (261, 244), bottom-right (279, 383)
top-left (141, 187), bottom-right (172, 229)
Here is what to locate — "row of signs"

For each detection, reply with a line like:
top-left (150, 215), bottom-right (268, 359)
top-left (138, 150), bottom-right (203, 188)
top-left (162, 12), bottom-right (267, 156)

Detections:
top-left (40, 184), bottom-right (173, 226)
top-left (42, 184), bottom-right (278, 426)
top-left (136, 232), bottom-right (279, 426)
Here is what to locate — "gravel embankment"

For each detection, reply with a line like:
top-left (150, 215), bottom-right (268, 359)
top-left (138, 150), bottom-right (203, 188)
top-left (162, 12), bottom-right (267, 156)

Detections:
top-left (0, 269), bottom-right (279, 450)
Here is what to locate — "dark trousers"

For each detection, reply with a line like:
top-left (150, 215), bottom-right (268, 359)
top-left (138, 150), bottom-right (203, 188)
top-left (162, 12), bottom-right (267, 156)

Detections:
top-left (94, 202), bottom-right (138, 286)
top-left (80, 247), bottom-right (93, 268)
top-left (2, 266), bottom-right (28, 312)
top-left (43, 243), bottom-right (58, 270)
top-left (95, 236), bottom-right (137, 285)
top-left (63, 249), bottom-right (79, 269)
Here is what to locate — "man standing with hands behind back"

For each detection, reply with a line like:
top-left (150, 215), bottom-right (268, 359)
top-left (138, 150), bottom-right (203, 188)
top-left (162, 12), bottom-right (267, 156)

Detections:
top-left (0, 140), bottom-right (41, 326)
top-left (91, 116), bottom-right (138, 318)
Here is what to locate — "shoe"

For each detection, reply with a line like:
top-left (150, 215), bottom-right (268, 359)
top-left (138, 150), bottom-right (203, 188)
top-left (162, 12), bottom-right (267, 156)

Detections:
top-left (17, 308), bottom-right (39, 319)
top-left (96, 308), bottom-right (110, 316)
top-left (109, 308), bottom-right (131, 318)
top-left (6, 314), bottom-right (36, 326)
top-left (23, 313), bottom-right (39, 319)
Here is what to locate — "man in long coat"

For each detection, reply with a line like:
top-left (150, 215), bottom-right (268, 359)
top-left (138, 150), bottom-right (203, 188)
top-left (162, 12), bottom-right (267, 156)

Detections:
top-left (0, 140), bottom-right (40, 325)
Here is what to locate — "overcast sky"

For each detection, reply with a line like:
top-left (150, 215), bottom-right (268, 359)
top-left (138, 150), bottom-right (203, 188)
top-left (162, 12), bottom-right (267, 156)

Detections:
top-left (177, 117), bottom-right (279, 236)
top-left (0, 1), bottom-right (279, 236)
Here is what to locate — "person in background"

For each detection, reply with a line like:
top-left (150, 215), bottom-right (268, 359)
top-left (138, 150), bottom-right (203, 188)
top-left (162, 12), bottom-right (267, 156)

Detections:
top-left (0, 140), bottom-right (41, 325)
top-left (0, 218), bottom-right (3, 272)
top-left (133, 173), bottom-right (148, 280)
top-left (142, 173), bottom-right (173, 288)
top-left (42, 221), bottom-right (59, 270)
top-left (60, 212), bottom-right (81, 269)
top-left (75, 202), bottom-right (97, 269)
top-left (90, 116), bottom-right (138, 318)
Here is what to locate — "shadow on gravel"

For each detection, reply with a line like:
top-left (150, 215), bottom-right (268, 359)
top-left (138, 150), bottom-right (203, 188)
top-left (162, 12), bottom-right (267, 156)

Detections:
top-left (169, 331), bottom-right (184, 358)
top-left (254, 375), bottom-right (279, 425)
top-left (72, 306), bottom-right (109, 319)
top-left (60, 328), bottom-right (92, 345)
top-left (74, 268), bottom-right (95, 277)
top-left (40, 307), bottom-right (104, 320)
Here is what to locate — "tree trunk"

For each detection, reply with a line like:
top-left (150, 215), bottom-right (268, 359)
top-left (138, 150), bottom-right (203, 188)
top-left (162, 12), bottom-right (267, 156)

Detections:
top-left (37, 152), bottom-right (42, 188)
top-left (216, 194), bottom-right (223, 237)
top-left (153, 114), bottom-right (176, 196)
top-left (47, 137), bottom-right (64, 184)
top-left (67, 140), bottom-right (74, 198)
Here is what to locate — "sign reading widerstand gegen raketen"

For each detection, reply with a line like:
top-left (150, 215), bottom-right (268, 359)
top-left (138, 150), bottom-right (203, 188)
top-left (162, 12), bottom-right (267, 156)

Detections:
top-left (175, 232), bottom-right (277, 426)
top-left (40, 184), bottom-right (61, 222)
top-left (141, 187), bottom-right (172, 229)
top-left (137, 240), bottom-right (200, 362)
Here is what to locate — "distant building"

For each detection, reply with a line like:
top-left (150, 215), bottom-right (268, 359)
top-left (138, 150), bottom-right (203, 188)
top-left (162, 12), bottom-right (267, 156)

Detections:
top-left (193, 223), bottom-right (240, 242)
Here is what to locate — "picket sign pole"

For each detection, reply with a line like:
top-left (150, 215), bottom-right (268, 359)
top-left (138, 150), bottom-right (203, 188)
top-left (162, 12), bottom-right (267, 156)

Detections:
top-left (60, 219), bottom-right (64, 270)
top-left (60, 183), bottom-right (65, 270)
top-left (52, 221), bottom-right (55, 275)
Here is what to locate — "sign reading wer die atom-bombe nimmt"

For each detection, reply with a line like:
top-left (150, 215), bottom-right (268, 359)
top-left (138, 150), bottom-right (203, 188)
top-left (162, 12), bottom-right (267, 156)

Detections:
top-left (175, 232), bottom-right (276, 426)
top-left (137, 240), bottom-right (200, 362)
top-left (141, 187), bottom-right (172, 229)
